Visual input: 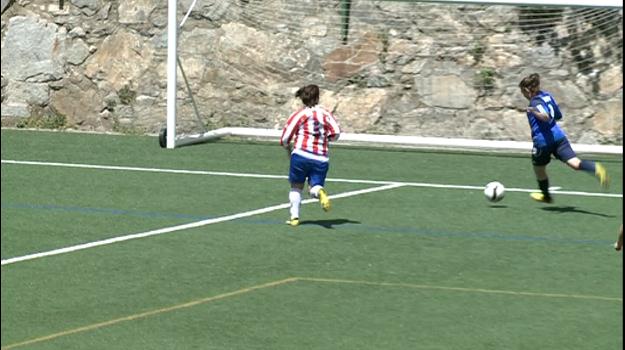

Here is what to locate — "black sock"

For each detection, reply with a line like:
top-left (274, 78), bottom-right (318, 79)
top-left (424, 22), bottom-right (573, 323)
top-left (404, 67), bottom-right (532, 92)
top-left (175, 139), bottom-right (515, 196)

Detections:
top-left (538, 179), bottom-right (550, 198)
top-left (579, 160), bottom-right (596, 174)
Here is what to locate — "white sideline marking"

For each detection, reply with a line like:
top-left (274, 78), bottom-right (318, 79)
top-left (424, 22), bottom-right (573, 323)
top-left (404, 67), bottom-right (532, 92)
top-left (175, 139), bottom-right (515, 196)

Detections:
top-left (1, 160), bottom-right (288, 180)
top-left (2, 159), bottom-right (622, 198)
top-left (0, 183), bottom-right (404, 266)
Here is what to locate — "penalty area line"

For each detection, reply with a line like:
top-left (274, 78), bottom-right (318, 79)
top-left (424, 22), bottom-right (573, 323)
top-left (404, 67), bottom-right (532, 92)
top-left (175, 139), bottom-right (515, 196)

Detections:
top-left (0, 183), bottom-right (405, 266)
top-left (2, 159), bottom-right (622, 199)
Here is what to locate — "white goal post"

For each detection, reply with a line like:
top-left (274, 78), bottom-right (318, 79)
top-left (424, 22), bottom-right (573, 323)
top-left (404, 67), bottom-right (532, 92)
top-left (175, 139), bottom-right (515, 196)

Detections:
top-left (165, 0), bottom-right (623, 154)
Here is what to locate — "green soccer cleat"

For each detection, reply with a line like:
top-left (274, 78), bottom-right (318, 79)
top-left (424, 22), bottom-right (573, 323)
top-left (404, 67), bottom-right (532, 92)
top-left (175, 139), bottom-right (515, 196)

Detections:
top-left (595, 163), bottom-right (609, 188)
top-left (318, 189), bottom-right (331, 212)
top-left (285, 218), bottom-right (299, 227)
top-left (530, 192), bottom-right (553, 204)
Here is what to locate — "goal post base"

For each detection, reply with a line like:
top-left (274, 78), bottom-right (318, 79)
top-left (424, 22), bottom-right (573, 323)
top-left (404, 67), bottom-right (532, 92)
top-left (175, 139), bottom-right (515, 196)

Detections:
top-left (158, 128), bottom-right (231, 149)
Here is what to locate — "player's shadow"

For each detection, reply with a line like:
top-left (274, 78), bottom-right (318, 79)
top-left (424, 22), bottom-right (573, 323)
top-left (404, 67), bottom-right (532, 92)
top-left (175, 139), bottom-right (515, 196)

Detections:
top-left (299, 218), bottom-right (361, 229)
top-left (540, 206), bottom-right (615, 218)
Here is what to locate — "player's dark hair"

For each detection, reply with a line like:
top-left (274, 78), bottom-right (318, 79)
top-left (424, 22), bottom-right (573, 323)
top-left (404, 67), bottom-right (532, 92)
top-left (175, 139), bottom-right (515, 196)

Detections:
top-left (295, 84), bottom-right (320, 107)
top-left (519, 73), bottom-right (540, 94)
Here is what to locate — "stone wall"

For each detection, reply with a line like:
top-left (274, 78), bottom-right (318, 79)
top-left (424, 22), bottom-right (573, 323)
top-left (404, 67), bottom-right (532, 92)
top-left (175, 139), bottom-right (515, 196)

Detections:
top-left (1, 0), bottom-right (622, 144)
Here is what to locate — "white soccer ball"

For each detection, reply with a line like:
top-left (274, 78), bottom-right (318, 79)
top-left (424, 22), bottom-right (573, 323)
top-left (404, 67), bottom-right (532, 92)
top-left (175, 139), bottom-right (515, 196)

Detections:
top-left (484, 181), bottom-right (505, 202)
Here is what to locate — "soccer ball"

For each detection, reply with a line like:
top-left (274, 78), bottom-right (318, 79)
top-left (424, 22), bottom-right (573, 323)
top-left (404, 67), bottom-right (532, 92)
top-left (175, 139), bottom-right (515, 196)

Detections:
top-left (484, 181), bottom-right (505, 202)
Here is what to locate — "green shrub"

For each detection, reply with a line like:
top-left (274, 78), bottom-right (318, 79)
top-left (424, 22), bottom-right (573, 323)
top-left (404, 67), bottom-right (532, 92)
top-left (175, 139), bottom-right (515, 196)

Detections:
top-left (474, 68), bottom-right (496, 94)
top-left (16, 108), bottom-right (67, 130)
top-left (470, 42), bottom-right (486, 64)
top-left (118, 85), bottom-right (136, 105)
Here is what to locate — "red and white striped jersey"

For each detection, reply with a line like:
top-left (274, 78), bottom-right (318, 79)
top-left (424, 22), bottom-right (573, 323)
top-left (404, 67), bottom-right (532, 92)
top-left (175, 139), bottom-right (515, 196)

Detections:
top-left (280, 105), bottom-right (341, 162)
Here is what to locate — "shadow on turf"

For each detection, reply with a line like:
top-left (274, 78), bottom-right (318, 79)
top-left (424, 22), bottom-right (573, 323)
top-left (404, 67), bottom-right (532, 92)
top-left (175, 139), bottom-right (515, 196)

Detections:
top-left (540, 206), bottom-right (615, 218)
top-left (299, 218), bottom-right (361, 229)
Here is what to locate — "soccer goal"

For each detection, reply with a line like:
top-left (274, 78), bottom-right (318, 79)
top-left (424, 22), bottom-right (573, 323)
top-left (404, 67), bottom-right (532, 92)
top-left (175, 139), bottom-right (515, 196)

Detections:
top-left (163, 0), bottom-right (622, 154)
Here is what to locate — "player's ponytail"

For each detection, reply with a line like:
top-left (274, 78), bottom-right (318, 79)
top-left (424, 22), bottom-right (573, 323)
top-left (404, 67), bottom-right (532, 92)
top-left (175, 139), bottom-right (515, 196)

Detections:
top-left (519, 73), bottom-right (540, 95)
top-left (296, 84), bottom-right (320, 107)
top-left (528, 73), bottom-right (540, 89)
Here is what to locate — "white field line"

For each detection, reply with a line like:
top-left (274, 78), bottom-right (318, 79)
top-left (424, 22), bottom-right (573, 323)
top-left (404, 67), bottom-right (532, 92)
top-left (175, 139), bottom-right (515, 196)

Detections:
top-left (0, 183), bottom-right (404, 266)
top-left (2, 159), bottom-right (622, 198)
top-left (0, 160), bottom-right (288, 180)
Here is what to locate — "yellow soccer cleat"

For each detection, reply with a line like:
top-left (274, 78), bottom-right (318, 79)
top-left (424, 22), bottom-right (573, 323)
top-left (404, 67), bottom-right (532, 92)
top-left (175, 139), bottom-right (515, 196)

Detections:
top-left (530, 192), bottom-right (553, 204)
top-left (595, 163), bottom-right (609, 188)
top-left (318, 189), bottom-right (331, 212)
top-left (285, 218), bottom-right (299, 227)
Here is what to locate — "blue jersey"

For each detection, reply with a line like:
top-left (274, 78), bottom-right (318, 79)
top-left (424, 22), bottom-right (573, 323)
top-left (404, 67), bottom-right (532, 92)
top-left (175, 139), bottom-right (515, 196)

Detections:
top-left (526, 90), bottom-right (566, 147)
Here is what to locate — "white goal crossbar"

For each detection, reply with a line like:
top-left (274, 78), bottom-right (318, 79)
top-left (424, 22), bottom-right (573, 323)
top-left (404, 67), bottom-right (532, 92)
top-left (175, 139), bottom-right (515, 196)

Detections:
top-left (166, 0), bottom-right (623, 154)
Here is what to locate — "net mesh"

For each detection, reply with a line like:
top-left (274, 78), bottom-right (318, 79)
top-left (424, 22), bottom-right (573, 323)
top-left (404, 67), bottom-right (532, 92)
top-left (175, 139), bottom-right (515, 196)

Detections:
top-left (173, 0), bottom-right (622, 144)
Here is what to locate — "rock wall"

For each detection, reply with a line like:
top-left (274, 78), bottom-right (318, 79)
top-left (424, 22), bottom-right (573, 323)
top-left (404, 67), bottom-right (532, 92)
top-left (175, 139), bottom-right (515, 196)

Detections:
top-left (1, 0), bottom-right (622, 144)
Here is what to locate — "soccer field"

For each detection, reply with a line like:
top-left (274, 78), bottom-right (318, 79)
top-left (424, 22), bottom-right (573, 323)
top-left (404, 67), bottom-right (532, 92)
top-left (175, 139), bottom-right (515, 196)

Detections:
top-left (1, 129), bottom-right (622, 349)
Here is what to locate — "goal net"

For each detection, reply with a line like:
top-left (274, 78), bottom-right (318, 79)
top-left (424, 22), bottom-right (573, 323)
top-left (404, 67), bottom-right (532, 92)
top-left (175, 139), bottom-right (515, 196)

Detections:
top-left (164, 0), bottom-right (622, 154)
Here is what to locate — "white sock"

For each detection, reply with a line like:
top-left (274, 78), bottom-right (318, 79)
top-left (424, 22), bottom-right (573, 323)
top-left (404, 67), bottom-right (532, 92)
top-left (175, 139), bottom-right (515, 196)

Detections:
top-left (309, 185), bottom-right (323, 198)
top-left (289, 189), bottom-right (302, 219)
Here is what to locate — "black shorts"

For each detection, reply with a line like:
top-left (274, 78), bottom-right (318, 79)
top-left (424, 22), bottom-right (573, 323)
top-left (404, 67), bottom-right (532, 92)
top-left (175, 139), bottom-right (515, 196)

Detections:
top-left (532, 138), bottom-right (577, 166)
